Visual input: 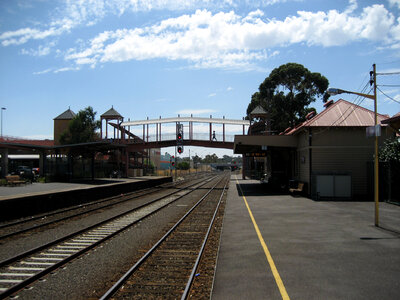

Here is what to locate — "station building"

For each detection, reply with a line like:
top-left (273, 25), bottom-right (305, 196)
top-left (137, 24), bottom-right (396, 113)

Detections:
top-left (234, 99), bottom-right (398, 200)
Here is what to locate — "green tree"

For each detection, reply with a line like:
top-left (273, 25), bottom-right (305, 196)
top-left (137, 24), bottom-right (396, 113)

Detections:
top-left (222, 155), bottom-right (232, 163)
top-left (60, 107), bottom-right (101, 145)
top-left (379, 138), bottom-right (400, 163)
top-left (247, 63), bottom-right (329, 133)
top-left (192, 155), bottom-right (202, 165)
top-left (177, 161), bottom-right (190, 170)
top-left (203, 154), bottom-right (219, 163)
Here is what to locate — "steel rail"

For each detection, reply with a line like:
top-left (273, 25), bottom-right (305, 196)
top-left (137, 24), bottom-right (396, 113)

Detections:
top-left (0, 175), bottom-right (208, 240)
top-left (99, 174), bottom-right (227, 300)
top-left (0, 188), bottom-right (162, 239)
top-left (0, 175), bottom-right (215, 268)
top-left (0, 184), bottom-right (161, 230)
top-left (0, 174), bottom-right (201, 230)
top-left (0, 175), bottom-right (219, 299)
top-left (181, 178), bottom-right (228, 299)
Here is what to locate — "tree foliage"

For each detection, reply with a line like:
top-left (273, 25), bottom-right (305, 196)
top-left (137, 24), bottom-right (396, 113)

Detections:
top-left (203, 154), bottom-right (219, 163)
top-left (60, 106), bottom-right (101, 145)
top-left (379, 138), bottom-right (400, 163)
top-left (247, 63), bottom-right (329, 133)
top-left (177, 161), bottom-right (190, 170)
top-left (174, 153), bottom-right (242, 165)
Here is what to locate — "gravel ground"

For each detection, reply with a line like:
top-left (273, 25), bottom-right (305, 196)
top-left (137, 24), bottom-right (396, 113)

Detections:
top-left (0, 186), bottom-right (178, 262)
top-left (0, 175), bottom-right (210, 263)
top-left (11, 177), bottom-right (221, 299)
top-left (188, 190), bottom-right (227, 299)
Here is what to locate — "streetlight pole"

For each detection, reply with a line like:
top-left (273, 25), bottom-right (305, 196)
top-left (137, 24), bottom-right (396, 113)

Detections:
top-left (327, 63), bottom-right (379, 226)
top-left (1, 107), bottom-right (6, 137)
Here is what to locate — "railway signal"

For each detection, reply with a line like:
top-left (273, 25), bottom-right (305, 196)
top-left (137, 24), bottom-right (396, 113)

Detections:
top-left (171, 156), bottom-right (175, 167)
top-left (177, 146), bottom-right (183, 154)
top-left (176, 123), bottom-right (183, 144)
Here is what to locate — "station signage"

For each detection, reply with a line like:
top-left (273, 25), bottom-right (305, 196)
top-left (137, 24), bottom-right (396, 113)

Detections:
top-left (245, 152), bottom-right (266, 157)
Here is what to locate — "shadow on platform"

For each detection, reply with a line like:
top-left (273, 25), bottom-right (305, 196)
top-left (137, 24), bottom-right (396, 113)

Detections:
top-left (235, 182), bottom-right (289, 197)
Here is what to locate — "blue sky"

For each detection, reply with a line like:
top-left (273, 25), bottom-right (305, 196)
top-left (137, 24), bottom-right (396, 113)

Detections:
top-left (1, 0), bottom-right (400, 157)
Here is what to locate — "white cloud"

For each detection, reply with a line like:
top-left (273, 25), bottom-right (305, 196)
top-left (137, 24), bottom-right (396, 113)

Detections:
top-left (389, 0), bottom-right (400, 9)
top-left (21, 43), bottom-right (54, 56)
top-left (62, 6), bottom-right (400, 70)
top-left (344, 0), bottom-right (358, 14)
top-left (208, 93), bottom-right (217, 97)
top-left (2, 2), bottom-right (400, 71)
top-left (227, 86), bottom-right (233, 91)
top-left (54, 66), bottom-right (80, 73)
top-left (33, 68), bottom-right (53, 75)
top-left (0, 27), bottom-right (66, 46)
top-left (0, 0), bottom-right (230, 47)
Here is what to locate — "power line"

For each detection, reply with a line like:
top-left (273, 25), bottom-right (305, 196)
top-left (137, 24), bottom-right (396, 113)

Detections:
top-left (312, 84), bottom-right (371, 136)
top-left (333, 88), bottom-right (371, 127)
top-left (377, 86), bottom-right (400, 104)
top-left (378, 84), bottom-right (400, 87)
top-left (376, 72), bottom-right (400, 75)
top-left (376, 58), bottom-right (400, 65)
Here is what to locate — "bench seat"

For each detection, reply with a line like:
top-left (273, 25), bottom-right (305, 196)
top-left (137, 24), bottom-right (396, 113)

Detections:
top-left (289, 182), bottom-right (304, 194)
top-left (6, 175), bottom-right (26, 185)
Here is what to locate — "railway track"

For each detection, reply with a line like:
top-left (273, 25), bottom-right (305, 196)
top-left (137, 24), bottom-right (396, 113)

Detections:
top-left (0, 174), bottom-right (222, 299)
top-left (100, 173), bottom-right (229, 299)
top-left (0, 174), bottom-right (210, 241)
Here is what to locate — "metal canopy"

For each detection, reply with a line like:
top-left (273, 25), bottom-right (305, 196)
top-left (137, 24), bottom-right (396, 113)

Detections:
top-left (233, 135), bottom-right (297, 154)
top-left (0, 141), bottom-right (125, 154)
top-left (121, 116), bottom-right (249, 127)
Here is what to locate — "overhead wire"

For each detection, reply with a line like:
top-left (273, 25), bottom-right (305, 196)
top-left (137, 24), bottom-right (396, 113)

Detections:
top-left (376, 72), bottom-right (400, 75)
top-left (328, 79), bottom-right (371, 127)
top-left (311, 81), bottom-right (371, 136)
top-left (300, 65), bottom-right (398, 138)
top-left (375, 58), bottom-right (400, 65)
top-left (377, 86), bottom-right (400, 104)
top-left (314, 64), bottom-right (388, 136)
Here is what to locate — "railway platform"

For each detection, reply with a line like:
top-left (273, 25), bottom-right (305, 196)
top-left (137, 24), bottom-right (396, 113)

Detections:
top-left (0, 176), bottom-right (171, 221)
top-left (212, 175), bottom-right (400, 299)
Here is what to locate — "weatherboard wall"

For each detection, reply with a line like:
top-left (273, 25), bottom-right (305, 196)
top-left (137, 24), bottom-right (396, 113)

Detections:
top-left (296, 127), bottom-right (394, 199)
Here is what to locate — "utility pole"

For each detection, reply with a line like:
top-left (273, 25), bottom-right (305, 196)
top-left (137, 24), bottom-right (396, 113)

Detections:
top-left (371, 63), bottom-right (379, 226)
top-left (327, 64), bottom-right (380, 226)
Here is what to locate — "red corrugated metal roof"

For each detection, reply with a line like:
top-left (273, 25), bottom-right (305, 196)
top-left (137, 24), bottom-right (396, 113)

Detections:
top-left (287, 99), bottom-right (389, 135)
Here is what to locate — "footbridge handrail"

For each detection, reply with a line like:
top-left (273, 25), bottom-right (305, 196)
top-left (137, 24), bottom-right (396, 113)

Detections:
top-left (121, 116), bottom-right (249, 126)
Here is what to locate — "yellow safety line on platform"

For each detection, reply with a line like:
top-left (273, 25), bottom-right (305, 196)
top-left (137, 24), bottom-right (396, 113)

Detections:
top-left (236, 177), bottom-right (290, 300)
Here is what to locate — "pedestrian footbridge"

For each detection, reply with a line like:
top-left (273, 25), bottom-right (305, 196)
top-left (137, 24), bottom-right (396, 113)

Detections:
top-left (103, 116), bottom-right (250, 150)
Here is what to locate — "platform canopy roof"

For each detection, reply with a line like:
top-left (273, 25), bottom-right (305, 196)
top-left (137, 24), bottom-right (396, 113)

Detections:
top-left (0, 140), bottom-right (124, 155)
top-left (233, 135), bottom-right (297, 154)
